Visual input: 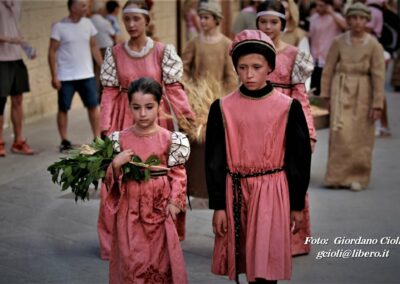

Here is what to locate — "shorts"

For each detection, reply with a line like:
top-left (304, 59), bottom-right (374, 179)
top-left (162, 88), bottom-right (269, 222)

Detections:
top-left (0, 60), bottom-right (30, 98)
top-left (0, 97), bottom-right (7, 116)
top-left (58, 77), bottom-right (99, 112)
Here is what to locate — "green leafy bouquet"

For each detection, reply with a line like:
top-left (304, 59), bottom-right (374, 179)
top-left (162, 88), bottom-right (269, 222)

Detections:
top-left (47, 137), bottom-right (166, 202)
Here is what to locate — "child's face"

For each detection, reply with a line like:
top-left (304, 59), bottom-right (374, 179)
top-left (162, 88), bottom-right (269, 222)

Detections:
top-left (347, 15), bottom-right (368, 33)
top-left (123, 5), bottom-right (147, 39)
top-left (130, 92), bottom-right (159, 130)
top-left (236, 53), bottom-right (271, 91)
top-left (257, 14), bottom-right (282, 41)
top-left (199, 12), bottom-right (218, 32)
top-left (316, 0), bottom-right (328, 15)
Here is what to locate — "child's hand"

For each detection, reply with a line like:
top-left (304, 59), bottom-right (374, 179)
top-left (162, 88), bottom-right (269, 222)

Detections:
top-left (112, 149), bottom-right (134, 169)
top-left (291, 210), bottom-right (304, 234)
top-left (166, 203), bottom-right (181, 221)
top-left (212, 210), bottom-right (227, 237)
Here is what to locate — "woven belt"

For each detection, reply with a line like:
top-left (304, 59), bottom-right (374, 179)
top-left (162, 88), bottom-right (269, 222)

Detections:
top-left (271, 82), bottom-right (293, 89)
top-left (228, 167), bottom-right (284, 283)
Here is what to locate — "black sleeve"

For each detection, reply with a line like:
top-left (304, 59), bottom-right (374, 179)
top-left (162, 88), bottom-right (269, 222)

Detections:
top-left (205, 99), bottom-right (227, 210)
top-left (285, 99), bottom-right (312, 211)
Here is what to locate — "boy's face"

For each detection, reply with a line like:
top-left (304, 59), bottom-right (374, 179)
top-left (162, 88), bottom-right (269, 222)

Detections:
top-left (236, 53), bottom-right (271, 91)
top-left (347, 15), bottom-right (368, 33)
top-left (130, 92), bottom-right (159, 130)
top-left (199, 12), bottom-right (218, 32)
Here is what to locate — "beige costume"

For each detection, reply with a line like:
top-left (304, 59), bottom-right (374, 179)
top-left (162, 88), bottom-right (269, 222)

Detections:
top-left (182, 35), bottom-right (237, 93)
top-left (321, 32), bottom-right (385, 188)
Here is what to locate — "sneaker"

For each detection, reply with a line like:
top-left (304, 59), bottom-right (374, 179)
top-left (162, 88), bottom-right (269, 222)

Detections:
top-left (0, 141), bottom-right (5, 157)
top-left (378, 127), bottom-right (391, 137)
top-left (11, 140), bottom-right (34, 155)
top-left (350, 182), bottom-right (363, 192)
top-left (59, 139), bottom-right (73, 153)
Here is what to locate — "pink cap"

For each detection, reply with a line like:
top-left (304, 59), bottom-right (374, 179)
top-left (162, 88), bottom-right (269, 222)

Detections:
top-left (229, 29), bottom-right (275, 56)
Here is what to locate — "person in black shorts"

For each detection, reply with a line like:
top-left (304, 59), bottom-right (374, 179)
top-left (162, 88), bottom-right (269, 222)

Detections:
top-left (0, 0), bottom-right (35, 157)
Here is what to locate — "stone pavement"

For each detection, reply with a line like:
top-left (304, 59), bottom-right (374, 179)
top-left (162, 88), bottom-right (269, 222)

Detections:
top-left (0, 91), bottom-right (399, 284)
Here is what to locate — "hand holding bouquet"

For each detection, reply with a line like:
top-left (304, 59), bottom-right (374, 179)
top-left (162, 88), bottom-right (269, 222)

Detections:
top-left (47, 136), bottom-right (165, 201)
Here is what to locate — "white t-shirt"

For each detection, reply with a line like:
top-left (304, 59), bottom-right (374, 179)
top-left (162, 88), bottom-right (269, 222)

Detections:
top-left (90, 14), bottom-right (115, 49)
top-left (50, 17), bottom-right (97, 81)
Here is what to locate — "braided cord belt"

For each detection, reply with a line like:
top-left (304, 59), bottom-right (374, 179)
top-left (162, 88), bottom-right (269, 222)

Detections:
top-left (228, 167), bottom-right (284, 283)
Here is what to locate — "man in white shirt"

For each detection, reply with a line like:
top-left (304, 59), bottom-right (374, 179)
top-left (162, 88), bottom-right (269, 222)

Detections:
top-left (48, 0), bottom-right (103, 152)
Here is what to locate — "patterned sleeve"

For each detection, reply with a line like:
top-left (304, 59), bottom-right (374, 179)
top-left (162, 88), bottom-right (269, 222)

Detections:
top-left (100, 47), bottom-right (119, 87)
top-left (162, 44), bottom-right (184, 84)
top-left (291, 49), bottom-right (314, 85)
top-left (168, 132), bottom-right (191, 167)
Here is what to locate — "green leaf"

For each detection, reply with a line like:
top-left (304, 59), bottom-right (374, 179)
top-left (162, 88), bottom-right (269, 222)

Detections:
top-left (144, 169), bottom-right (150, 181)
top-left (145, 155), bottom-right (161, 165)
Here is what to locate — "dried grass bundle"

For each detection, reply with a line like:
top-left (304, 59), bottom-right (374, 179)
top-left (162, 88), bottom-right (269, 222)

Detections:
top-left (179, 77), bottom-right (227, 143)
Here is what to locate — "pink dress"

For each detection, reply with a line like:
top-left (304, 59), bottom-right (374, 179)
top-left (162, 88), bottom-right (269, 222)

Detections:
top-left (212, 90), bottom-right (292, 281)
top-left (98, 40), bottom-right (195, 260)
top-left (268, 45), bottom-right (314, 256)
top-left (104, 127), bottom-right (188, 284)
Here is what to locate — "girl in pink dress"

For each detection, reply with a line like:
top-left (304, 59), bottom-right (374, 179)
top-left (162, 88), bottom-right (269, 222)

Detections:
top-left (206, 30), bottom-right (311, 283)
top-left (105, 77), bottom-right (190, 283)
top-left (257, 0), bottom-right (315, 256)
top-left (98, 0), bottom-right (195, 260)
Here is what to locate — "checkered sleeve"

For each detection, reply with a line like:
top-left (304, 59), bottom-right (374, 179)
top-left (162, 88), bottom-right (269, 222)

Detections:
top-left (291, 49), bottom-right (314, 85)
top-left (162, 44), bottom-right (183, 84)
top-left (100, 47), bottom-right (119, 87)
top-left (168, 132), bottom-right (191, 167)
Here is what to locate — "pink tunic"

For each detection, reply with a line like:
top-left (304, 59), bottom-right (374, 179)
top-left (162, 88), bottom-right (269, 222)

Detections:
top-left (98, 42), bottom-right (194, 260)
top-left (105, 127), bottom-right (187, 284)
top-left (212, 90), bottom-right (292, 281)
top-left (268, 45), bottom-right (313, 256)
top-left (100, 42), bottom-right (194, 133)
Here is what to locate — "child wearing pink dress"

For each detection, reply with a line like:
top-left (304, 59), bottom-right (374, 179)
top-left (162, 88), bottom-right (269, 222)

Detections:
top-left (98, 0), bottom-right (195, 260)
top-left (206, 30), bottom-right (311, 283)
top-left (105, 77), bottom-right (190, 283)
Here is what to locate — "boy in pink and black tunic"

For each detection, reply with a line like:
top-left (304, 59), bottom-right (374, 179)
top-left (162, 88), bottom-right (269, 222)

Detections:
top-left (205, 30), bottom-right (311, 283)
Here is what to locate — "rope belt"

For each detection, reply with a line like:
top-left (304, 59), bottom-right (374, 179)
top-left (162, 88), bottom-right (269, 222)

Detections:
top-left (271, 82), bottom-right (293, 89)
top-left (118, 86), bottom-right (129, 93)
top-left (228, 167), bottom-right (284, 283)
top-left (149, 170), bottom-right (168, 178)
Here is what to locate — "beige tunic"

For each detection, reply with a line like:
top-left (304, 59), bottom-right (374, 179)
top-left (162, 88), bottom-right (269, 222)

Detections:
top-left (321, 32), bottom-right (385, 188)
top-left (182, 34), bottom-right (237, 93)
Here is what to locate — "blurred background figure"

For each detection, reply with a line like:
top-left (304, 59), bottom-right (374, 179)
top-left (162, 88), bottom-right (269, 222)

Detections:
top-left (48, 0), bottom-right (102, 152)
top-left (183, 0), bottom-right (201, 41)
top-left (281, 0), bottom-right (308, 48)
top-left (90, 0), bottom-right (116, 98)
top-left (308, 0), bottom-right (346, 96)
top-left (363, 0), bottom-right (400, 137)
top-left (231, 0), bottom-right (265, 37)
top-left (321, 2), bottom-right (385, 191)
top-left (105, 0), bottom-right (122, 39)
top-left (0, 0), bottom-right (35, 156)
top-left (182, 0), bottom-right (237, 94)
